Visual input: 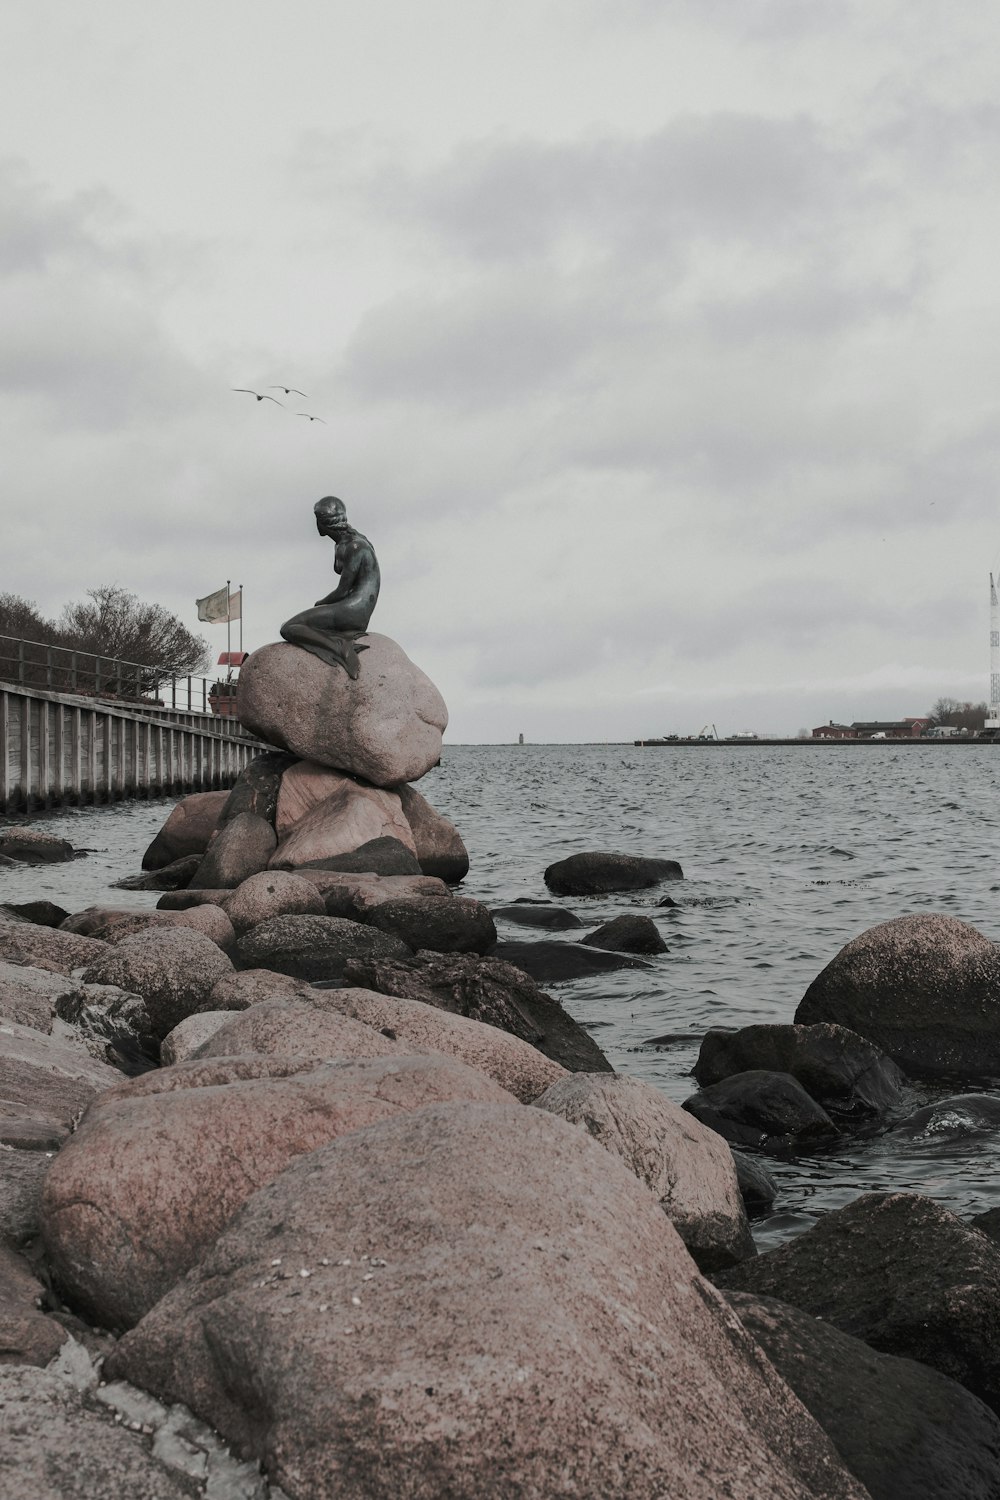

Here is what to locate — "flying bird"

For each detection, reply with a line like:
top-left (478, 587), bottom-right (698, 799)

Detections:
top-left (297, 413), bottom-right (326, 423)
top-left (271, 385), bottom-right (308, 397)
top-left (232, 388), bottom-right (284, 405)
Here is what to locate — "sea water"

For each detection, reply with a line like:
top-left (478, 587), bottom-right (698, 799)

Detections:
top-left (4, 741), bottom-right (1000, 1249)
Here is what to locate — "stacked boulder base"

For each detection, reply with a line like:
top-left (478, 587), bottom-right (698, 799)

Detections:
top-left (141, 635), bottom-right (469, 892)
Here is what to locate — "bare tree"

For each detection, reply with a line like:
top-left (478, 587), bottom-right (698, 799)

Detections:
top-left (927, 697), bottom-right (988, 731)
top-left (60, 586), bottom-right (209, 674)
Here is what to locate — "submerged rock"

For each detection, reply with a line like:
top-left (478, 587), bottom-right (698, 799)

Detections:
top-left (493, 902), bottom-right (583, 931)
top-left (796, 913), bottom-right (1000, 1080)
top-left (581, 914), bottom-right (669, 954)
top-left (0, 828), bottom-right (77, 864)
top-left (544, 850), bottom-right (683, 896)
top-left (683, 1070), bottom-right (841, 1150)
top-left (491, 938), bottom-right (651, 983)
top-left (694, 1023), bottom-right (906, 1122)
top-left (716, 1190), bottom-right (1000, 1417)
top-left (728, 1289), bottom-right (1000, 1500)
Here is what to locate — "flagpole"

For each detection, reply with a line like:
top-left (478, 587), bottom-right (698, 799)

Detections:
top-left (239, 585), bottom-right (243, 656)
top-left (226, 578), bottom-right (232, 678)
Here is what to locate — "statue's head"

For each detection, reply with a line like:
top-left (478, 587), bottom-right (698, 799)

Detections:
top-left (314, 495), bottom-right (347, 535)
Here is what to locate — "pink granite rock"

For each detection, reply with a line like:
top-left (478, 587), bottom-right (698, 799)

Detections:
top-left (222, 871), bottom-right (326, 936)
top-left (141, 791), bottom-right (230, 871)
top-left (107, 1103), bottom-right (869, 1500)
top-left (42, 1053), bottom-right (508, 1329)
top-left (236, 636), bottom-right (448, 787)
top-left (271, 772), bottom-right (415, 868)
top-left (398, 781), bottom-right (470, 882)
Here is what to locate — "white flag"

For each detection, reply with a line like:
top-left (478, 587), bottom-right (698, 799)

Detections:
top-left (196, 585), bottom-right (231, 623)
top-left (227, 590), bottom-right (241, 621)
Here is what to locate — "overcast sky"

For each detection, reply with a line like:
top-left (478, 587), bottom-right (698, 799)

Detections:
top-left (6, 0), bottom-right (1000, 741)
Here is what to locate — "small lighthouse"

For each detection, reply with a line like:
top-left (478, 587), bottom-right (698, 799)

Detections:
top-left (988, 574), bottom-right (1000, 730)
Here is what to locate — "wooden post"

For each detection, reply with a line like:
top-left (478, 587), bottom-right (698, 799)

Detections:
top-left (0, 691), bottom-right (9, 813)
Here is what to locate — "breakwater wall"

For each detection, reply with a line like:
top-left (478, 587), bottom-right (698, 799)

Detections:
top-left (634, 736), bottom-right (992, 747)
top-left (1, 682), bottom-right (261, 814)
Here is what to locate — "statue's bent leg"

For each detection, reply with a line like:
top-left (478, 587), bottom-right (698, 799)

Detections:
top-left (280, 616), bottom-right (364, 680)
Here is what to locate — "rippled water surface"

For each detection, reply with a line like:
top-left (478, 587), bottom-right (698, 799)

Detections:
top-left (5, 742), bottom-right (1000, 1249)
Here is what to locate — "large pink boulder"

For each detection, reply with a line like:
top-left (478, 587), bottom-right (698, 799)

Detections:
top-left (271, 774), bottom-right (416, 869)
top-left (108, 1103), bottom-right (868, 1500)
top-left (398, 781), bottom-right (469, 882)
top-left (41, 1053), bottom-right (508, 1330)
top-left (236, 636), bottom-right (448, 787)
top-left (190, 998), bottom-right (404, 1065)
top-left (316, 986), bottom-right (564, 1102)
top-left (532, 1072), bottom-right (755, 1270)
top-left (141, 790), bottom-right (230, 871)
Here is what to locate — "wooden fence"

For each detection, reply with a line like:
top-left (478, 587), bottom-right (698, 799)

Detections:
top-left (1, 683), bottom-right (262, 814)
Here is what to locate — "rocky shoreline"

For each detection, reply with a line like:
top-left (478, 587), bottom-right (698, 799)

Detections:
top-left (4, 638), bottom-right (1000, 1495)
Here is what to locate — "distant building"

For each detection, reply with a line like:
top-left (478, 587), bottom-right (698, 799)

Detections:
top-left (812, 722), bottom-right (854, 739)
top-left (811, 719), bottom-right (931, 740)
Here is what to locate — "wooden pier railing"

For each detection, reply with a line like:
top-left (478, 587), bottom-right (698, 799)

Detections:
top-left (0, 682), bottom-right (261, 815)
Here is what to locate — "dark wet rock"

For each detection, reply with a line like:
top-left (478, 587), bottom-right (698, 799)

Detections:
top-left (716, 1191), bottom-right (1000, 1417)
top-left (397, 782), bottom-right (470, 883)
top-left (107, 1103), bottom-right (869, 1500)
top-left (290, 835), bottom-right (422, 877)
top-left (141, 789), bottom-right (229, 871)
top-left (216, 749), bottom-right (296, 830)
top-left (682, 1070), bottom-right (840, 1150)
top-left (319, 872), bottom-right (449, 919)
top-left (2, 900), bottom-right (70, 928)
top-left (694, 1023), bottom-right (906, 1122)
top-left (544, 850), bottom-right (683, 896)
top-left (491, 939), bottom-right (652, 983)
top-left (191, 810), bottom-right (277, 889)
top-left (53, 982), bottom-right (155, 1073)
top-left (581, 914), bottom-right (669, 955)
top-left (728, 1289), bottom-right (1000, 1500)
top-left (0, 828), bottom-right (76, 864)
top-left (493, 903), bottom-right (583, 930)
top-left (886, 1094), bottom-right (1000, 1140)
top-left (340, 951), bottom-right (613, 1075)
top-left (235, 912), bottom-right (411, 983)
top-left (532, 1072), bottom-right (755, 1271)
top-left (113, 854), bottom-right (202, 891)
top-left (0, 1239), bottom-right (68, 1366)
top-left (971, 1206), bottom-right (1000, 1246)
top-left (154, 888), bottom-right (229, 911)
top-left (731, 1150), bottom-right (779, 1213)
top-left (657, 895), bottom-right (680, 908)
top-left (362, 894), bottom-right (496, 955)
top-left (795, 913), bottom-right (1000, 1080)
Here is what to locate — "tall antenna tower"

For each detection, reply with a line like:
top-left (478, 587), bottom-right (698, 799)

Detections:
top-left (988, 574), bottom-right (1000, 731)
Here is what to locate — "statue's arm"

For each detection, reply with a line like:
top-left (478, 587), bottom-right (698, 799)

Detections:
top-left (315, 546), bottom-right (362, 606)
